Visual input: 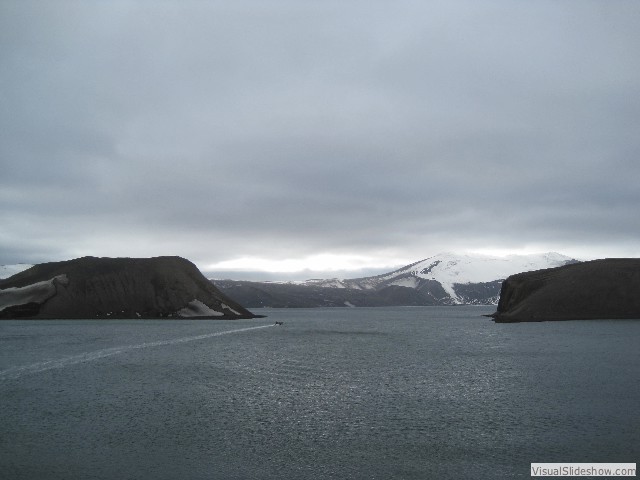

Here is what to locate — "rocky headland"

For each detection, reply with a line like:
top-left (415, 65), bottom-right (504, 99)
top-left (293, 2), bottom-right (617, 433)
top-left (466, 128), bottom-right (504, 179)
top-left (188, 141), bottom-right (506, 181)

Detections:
top-left (491, 258), bottom-right (640, 322)
top-left (0, 256), bottom-right (258, 319)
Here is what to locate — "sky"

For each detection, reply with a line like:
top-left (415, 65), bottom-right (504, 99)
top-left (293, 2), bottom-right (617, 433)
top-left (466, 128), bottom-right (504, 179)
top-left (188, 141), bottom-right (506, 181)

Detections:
top-left (1, 1), bottom-right (639, 280)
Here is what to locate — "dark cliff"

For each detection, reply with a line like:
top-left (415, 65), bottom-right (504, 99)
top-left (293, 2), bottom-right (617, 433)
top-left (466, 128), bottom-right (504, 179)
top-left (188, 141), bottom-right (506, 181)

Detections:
top-left (492, 258), bottom-right (640, 322)
top-left (0, 256), bottom-right (258, 319)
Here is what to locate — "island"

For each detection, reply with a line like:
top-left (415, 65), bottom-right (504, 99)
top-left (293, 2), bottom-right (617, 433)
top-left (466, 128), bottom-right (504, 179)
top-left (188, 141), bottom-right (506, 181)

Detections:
top-left (0, 256), bottom-right (259, 319)
top-left (491, 258), bottom-right (640, 322)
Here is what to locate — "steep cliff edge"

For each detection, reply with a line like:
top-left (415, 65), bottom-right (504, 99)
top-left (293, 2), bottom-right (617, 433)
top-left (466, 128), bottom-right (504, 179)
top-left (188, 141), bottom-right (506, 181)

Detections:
top-left (492, 258), bottom-right (640, 322)
top-left (0, 256), bottom-right (258, 319)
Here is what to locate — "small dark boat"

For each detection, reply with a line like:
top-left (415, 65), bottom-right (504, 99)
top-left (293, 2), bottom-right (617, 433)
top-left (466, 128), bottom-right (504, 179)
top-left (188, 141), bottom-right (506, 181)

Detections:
top-left (274, 321), bottom-right (284, 326)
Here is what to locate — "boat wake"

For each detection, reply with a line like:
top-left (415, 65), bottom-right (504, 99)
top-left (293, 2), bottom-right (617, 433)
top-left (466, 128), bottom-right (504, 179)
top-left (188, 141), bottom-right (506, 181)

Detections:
top-left (0, 324), bottom-right (274, 381)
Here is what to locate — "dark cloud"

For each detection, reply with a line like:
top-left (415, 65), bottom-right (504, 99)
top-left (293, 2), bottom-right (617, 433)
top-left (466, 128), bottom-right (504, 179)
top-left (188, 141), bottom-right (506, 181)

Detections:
top-left (2, 1), bottom-right (640, 275)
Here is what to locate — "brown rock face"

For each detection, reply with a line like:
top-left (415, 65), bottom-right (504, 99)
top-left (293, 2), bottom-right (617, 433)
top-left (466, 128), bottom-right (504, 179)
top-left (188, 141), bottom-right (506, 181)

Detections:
top-left (0, 256), bottom-right (257, 319)
top-left (492, 258), bottom-right (640, 322)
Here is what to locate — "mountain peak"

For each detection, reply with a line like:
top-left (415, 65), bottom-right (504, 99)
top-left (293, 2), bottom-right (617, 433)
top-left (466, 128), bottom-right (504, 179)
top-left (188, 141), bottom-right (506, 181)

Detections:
top-left (402, 252), bottom-right (576, 303)
top-left (214, 252), bottom-right (579, 308)
top-left (297, 251), bottom-right (578, 304)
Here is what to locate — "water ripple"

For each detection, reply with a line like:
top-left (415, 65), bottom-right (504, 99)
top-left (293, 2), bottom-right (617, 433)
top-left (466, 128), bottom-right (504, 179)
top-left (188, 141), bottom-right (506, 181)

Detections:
top-left (0, 324), bottom-right (273, 381)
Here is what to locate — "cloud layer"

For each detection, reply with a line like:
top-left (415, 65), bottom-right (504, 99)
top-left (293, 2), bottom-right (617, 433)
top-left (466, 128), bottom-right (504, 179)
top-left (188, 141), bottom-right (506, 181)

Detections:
top-left (2, 1), bottom-right (639, 277)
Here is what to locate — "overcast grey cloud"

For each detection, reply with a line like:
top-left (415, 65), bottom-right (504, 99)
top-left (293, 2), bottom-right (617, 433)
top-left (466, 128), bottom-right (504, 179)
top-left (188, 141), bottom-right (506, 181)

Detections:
top-left (1, 0), bottom-right (639, 279)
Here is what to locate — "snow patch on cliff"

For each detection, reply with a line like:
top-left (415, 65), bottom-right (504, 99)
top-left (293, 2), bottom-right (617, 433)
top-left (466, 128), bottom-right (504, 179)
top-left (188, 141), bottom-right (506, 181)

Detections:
top-left (0, 274), bottom-right (68, 312)
top-left (177, 299), bottom-right (224, 317)
top-left (221, 303), bottom-right (242, 316)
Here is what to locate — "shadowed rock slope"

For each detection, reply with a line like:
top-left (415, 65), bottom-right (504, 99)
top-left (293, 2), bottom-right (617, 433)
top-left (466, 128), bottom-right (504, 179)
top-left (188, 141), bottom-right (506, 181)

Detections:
top-left (214, 279), bottom-right (452, 308)
top-left (492, 258), bottom-right (640, 322)
top-left (0, 256), bottom-right (258, 319)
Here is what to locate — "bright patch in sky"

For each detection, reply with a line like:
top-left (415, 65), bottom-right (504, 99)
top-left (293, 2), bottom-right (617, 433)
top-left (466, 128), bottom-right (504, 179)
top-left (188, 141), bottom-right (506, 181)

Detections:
top-left (207, 254), bottom-right (406, 273)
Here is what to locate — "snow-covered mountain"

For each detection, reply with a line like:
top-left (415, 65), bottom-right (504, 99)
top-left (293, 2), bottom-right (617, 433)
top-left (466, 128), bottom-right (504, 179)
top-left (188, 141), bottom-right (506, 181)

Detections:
top-left (0, 264), bottom-right (33, 279)
top-left (304, 252), bottom-right (575, 304)
top-left (215, 252), bottom-right (578, 307)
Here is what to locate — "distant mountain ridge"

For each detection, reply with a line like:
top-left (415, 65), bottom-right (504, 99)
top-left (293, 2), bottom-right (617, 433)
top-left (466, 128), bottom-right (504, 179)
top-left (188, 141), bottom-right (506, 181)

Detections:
top-left (214, 252), bottom-right (578, 308)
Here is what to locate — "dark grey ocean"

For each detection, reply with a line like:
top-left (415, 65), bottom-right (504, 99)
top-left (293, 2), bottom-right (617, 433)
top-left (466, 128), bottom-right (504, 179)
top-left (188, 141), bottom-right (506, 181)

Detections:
top-left (1, 307), bottom-right (638, 479)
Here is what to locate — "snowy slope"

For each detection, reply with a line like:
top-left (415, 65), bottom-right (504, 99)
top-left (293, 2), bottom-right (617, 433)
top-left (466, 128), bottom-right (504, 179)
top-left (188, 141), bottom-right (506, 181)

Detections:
top-left (389, 252), bottom-right (575, 302)
top-left (0, 275), bottom-right (68, 313)
top-left (302, 252), bottom-right (576, 304)
top-left (0, 264), bottom-right (33, 279)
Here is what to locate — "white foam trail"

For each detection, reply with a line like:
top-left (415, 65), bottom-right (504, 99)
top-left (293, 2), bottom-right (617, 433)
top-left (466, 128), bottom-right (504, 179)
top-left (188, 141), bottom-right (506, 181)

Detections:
top-left (0, 324), bottom-right (273, 381)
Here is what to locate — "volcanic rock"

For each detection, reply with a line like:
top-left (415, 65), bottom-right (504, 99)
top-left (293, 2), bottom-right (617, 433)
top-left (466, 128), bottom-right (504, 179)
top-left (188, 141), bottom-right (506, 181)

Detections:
top-left (0, 256), bottom-right (258, 319)
top-left (492, 258), bottom-right (640, 322)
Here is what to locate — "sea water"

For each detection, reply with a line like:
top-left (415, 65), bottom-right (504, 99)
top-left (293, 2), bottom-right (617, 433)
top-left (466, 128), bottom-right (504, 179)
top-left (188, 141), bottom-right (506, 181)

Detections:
top-left (0, 307), bottom-right (638, 479)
